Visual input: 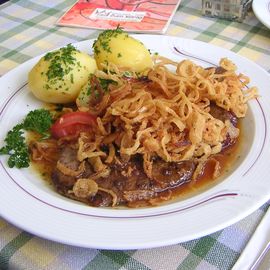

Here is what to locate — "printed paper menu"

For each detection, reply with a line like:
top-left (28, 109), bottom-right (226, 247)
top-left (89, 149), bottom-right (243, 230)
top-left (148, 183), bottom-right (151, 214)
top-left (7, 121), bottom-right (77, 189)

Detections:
top-left (57, 0), bottom-right (182, 33)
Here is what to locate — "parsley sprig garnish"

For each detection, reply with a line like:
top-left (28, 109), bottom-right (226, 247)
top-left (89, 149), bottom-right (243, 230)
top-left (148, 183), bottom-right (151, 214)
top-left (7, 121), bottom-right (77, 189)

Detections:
top-left (23, 109), bottom-right (53, 139)
top-left (0, 124), bottom-right (29, 168)
top-left (0, 109), bottom-right (53, 168)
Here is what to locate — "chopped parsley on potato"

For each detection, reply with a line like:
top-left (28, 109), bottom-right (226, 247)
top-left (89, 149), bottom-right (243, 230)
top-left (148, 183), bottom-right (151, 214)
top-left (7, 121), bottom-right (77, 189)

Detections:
top-left (28, 44), bottom-right (97, 104)
top-left (92, 28), bottom-right (153, 73)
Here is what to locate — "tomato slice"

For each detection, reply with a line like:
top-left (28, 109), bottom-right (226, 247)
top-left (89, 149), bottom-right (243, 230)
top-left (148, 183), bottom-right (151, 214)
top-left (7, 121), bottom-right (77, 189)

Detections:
top-left (51, 111), bottom-right (96, 138)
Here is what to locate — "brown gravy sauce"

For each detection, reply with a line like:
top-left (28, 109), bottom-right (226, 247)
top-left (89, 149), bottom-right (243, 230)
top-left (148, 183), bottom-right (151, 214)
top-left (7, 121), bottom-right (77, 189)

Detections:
top-left (170, 139), bottom-right (241, 202)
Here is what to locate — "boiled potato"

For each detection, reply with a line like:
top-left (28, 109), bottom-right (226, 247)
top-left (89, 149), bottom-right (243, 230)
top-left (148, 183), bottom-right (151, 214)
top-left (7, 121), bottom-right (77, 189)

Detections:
top-left (93, 28), bottom-right (152, 73)
top-left (28, 44), bottom-right (97, 104)
top-left (76, 79), bottom-right (92, 108)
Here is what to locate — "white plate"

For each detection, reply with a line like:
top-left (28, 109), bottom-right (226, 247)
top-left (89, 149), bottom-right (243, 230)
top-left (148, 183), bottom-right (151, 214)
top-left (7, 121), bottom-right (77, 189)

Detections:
top-left (252, 0), bottom-right (270, 29)
top-left (0, 35), bottom-right (270, 250)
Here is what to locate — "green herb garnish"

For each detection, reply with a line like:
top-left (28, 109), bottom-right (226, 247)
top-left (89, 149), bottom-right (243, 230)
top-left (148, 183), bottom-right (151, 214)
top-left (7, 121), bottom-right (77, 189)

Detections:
top-left (93, 26), bottom-right (124, 55)
top-left (43, 44), bottom-right (78, 88)
top-left (99, 78), bottom-right (116, 92)
top-left (23, 109), bottom-right (53, 139)
top-left (0, 109), bottom-right (53, 168)
top-left (0, 124), bottom-right (29, 168)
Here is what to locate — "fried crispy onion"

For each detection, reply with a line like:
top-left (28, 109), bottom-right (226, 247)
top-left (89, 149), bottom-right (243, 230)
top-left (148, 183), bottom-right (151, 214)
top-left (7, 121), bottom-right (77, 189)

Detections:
top-left (30, 139), bottom-right (58, 163)
top-left (75, 57), bottom-right (257, 180)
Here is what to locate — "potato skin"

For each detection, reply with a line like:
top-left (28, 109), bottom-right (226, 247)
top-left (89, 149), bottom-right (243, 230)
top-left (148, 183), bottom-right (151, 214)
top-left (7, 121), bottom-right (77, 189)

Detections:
top-left (28, 45), bottom-right (97, 104)
top-left (93, 29), bottom-right (152, 73)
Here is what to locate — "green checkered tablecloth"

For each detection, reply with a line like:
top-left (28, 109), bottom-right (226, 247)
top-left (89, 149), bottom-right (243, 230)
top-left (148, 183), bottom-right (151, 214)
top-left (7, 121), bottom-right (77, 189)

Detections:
top-left (1, 0), bottom-right (270, 269)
